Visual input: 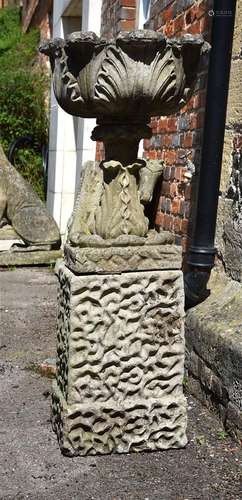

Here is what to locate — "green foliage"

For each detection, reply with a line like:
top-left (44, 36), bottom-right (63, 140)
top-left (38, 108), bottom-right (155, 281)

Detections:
top-left (14, 148), bottom-right (46, 200)
top-left (217, 430), bottom-right (228, 441)
top-left (0, 7), bottom-right (21, 54)
top-left (0, 7), bottom-right (48, 199)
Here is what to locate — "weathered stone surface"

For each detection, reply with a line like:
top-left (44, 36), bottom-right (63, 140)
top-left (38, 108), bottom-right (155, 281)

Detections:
top-left (0, 224), bottom-right (23, 251)
top-left (40, 31), bottom-right (207, 122)
top-left (223, 219), bottom-right (242, 282)
top-left (68, 161), bottom-right (103, 242)
top-left (0, 144), bottom-right (61, 247)
top-left (0, 224), bottom-right (62, 265)
top-left (53, 261), bottom-right (187, 456)
top-left (232, 0), bottom-right (242, 56)
top-left (67, 230), bottom-right (175, 248)
top-left (0, 224), bottom-right (19, 240)
top-left (226, 402), bottom-right (242, 440)
top-left (42, 29), bottom-right (199, 456)
top-left (94, 160), bottom-right (158, 239)
top-left (215, 197), bottom-right (233, 260)
top-left (64, 242), bottom-right (181, 274)
top-left (0, 249), bottom-right (62, 267)
top-left (226, 59), bottom-right (242, 127)
top-left (68, 159), bottom-right (165, 243)
top-left (41, 30), bottom-right (208, 245)
top-left (217, 140), bottom-right (242, 280)
top-left (185, 268), bottom-right (242, 440)
top-left (220, 130), bottom-right (233, 194)
top-left (216, 0), bottom-right (242, 284)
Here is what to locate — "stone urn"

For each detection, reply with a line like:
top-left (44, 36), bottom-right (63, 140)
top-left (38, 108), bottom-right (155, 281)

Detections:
top-left (40, 30), bottom-right (207, 456)
top-left (40, 30), bottom-right (207, 248)
top-left (41, 29), bottom-right (205, 121)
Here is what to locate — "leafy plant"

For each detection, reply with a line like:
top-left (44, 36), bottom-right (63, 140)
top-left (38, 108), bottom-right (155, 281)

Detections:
top-left (0, 7), bottom-right (48, 199)
top-left (217, 430), bottom-right (228, 441)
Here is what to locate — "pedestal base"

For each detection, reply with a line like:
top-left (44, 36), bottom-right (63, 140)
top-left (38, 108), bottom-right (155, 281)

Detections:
top-left (53, 261), bottom-right (187, 456)
top-left (64, 241), bottom-right (181, 274)
top-left (0, 225), bottom-right (62, 266)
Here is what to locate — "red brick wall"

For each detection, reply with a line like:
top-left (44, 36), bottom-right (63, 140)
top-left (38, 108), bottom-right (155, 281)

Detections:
top-left (96, 0), bottom-right (137, 160)
top-left (22, 0), bottom-right (52, 38)
top-left (145, 0), bottom-right (213, 250)
top-left (0, 0), bottom-right (19, 7)
top-left (95, 140), bottom-right (105, 163)
top-left (101, 0), bottom-right (136, 38)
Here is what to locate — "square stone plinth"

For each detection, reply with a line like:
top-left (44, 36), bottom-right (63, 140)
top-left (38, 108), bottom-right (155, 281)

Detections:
top-left (53, 261), bottom-right (187, 456)
top-left (64, 242), bottom-right (181, 274)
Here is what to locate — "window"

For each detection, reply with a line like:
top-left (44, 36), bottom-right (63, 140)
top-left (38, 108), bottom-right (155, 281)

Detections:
top-left (138, 0), bottom-right (151, 28)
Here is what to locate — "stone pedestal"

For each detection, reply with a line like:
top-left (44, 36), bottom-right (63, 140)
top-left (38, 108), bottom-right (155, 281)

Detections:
top-left (0, 225), bottom-right (62, 266)
top-left (0, 225), bottom-right (23, 251)
top-left (53, 255), bottom-right (187, 456)
top-left (42, 27), bottom-right (206, 457)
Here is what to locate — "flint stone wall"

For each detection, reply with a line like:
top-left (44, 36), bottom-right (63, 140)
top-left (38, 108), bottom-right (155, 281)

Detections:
top-left (53, 260), bottom-right (187, 456)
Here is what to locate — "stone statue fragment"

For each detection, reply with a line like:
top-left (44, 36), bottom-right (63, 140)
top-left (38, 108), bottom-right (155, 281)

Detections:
top-left (0, 144), bottom-right (61, 249)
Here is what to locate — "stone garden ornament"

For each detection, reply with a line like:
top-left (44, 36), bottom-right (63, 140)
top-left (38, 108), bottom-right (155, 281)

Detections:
top-left (40, 30), bottom-right (207, 456)
top-left (0, 144), bottom-right (61, 263)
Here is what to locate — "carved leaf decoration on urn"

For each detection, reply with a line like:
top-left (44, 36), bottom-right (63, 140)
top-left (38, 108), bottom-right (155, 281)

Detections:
top-left (40, 31), bottom-right (208, 120)
top-left (95, 161), bottom-right (149, 240)
top-left (53, 47), bottom-right (85, 116)
top-left (77, 50), bottom-right (105, 105)
top-left (94, 43), bottom-right (185, 118)
top-left (150, 47), bottom-right (181, 106)
top-left (95, 45), bottom-right (131, 105)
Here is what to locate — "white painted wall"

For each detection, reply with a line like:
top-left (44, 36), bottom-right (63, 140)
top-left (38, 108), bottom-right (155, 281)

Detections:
top-left (47, 0), bottom-right (102, 235)
top-left (76, 0), bottom-right (102, 190)
top-left (137, 0), bottom-right (151, 159)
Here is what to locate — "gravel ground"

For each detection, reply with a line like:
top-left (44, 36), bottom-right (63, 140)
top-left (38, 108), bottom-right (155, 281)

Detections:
top-left (0, 268), bottom-right (241, 500)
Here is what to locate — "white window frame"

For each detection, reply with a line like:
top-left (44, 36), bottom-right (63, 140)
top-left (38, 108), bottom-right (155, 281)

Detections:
top-left (137, 0), bottom-right (151, 29)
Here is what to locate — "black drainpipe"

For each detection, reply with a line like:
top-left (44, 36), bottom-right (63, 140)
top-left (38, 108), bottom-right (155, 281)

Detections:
top-left (184, 0), bottom-right (237, 309)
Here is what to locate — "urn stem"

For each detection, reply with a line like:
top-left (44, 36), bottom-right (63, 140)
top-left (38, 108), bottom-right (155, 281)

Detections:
top-left (91, 123), bottom-right (152, 165)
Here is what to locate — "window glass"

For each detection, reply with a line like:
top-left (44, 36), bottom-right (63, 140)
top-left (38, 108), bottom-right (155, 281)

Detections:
top-left (138, 0), bottom-right (151, 28)
top-left (143, 0), bottom-right (151, 20)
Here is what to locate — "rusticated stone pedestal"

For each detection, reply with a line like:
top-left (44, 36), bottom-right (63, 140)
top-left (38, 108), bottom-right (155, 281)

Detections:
top-left (53, 257), bottom-right (187, 456)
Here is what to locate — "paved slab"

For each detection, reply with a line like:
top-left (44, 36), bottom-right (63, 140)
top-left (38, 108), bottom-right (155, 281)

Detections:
top-left (0, 268), bottom-right (241, 499)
